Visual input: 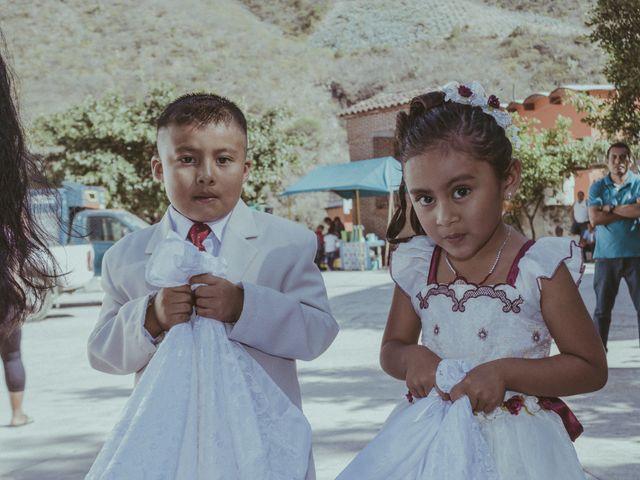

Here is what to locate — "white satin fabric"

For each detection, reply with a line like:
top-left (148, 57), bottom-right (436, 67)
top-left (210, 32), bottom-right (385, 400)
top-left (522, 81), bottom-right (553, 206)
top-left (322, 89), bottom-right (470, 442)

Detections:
top-left (86, 232), bottom-right (311, 480)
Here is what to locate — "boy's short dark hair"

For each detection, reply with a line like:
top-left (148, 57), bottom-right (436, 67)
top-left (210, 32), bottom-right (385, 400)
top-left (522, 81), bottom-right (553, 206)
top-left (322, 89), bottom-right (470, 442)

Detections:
top-left (606, 142), bottom-right (631, 158)
top-left (156, 93), bottom-right (247, 136)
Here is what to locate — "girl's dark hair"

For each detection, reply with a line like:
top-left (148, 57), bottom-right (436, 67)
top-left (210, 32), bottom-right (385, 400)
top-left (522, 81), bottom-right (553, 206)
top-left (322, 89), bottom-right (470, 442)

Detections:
top-left (0, 39), bottom-right (57, 336)
top-left (387, 90), bottom-right (513, 243)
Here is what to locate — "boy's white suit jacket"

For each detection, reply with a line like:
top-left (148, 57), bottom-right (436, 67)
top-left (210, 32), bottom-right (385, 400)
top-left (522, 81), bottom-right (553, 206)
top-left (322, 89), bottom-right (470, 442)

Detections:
top-left (87, 200), bottom-right (339, 479)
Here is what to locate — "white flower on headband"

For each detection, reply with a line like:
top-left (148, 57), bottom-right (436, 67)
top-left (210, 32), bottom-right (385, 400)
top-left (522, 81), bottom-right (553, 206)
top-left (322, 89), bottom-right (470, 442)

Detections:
top-left (441, 81), bottom-right (520, 148)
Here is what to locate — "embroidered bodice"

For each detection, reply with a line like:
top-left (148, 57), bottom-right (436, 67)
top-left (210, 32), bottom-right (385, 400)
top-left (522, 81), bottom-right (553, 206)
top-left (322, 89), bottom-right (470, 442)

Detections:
top-left (391, 236), bottom-right (584, 368)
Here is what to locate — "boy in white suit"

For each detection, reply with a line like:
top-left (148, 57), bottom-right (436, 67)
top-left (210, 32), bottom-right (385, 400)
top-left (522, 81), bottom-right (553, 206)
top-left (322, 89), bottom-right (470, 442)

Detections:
top-left (87, 93), bottom-right (339, 479)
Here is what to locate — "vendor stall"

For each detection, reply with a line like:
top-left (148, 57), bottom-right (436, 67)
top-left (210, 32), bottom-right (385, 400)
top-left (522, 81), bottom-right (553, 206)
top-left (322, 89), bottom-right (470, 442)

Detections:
top-left (281, 157), bottom-right (402, 271)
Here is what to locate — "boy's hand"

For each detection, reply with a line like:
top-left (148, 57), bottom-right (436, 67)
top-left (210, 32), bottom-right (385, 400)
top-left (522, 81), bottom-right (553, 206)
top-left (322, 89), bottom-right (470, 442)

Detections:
top-left (405, 345), bottom-right (444, 399)
top-left (145, 285), bottom-right (194, 337)
top-left (449, 361), bottom-right (506, 414)
top-left (190, 274), bottom-right (244, 323)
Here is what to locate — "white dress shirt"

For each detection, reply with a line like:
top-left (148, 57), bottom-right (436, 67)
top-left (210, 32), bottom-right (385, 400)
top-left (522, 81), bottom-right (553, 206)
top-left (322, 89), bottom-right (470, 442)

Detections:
top-left (168, 205), bottom-right (232, 256)
top-left (572, 200), bottom-right (589, 223)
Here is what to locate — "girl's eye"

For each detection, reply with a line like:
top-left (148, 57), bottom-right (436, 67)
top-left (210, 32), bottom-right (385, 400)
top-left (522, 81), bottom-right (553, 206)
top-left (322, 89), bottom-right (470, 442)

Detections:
top-left (453, 187), bottom-right (471, 199)
top-left (416, 195), bottom-right (434, 206)
top-left (179, 156), bottom-right (195, 164)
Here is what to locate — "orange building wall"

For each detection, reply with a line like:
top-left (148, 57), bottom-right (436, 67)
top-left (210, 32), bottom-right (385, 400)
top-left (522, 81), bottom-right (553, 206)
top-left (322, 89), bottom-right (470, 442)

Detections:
top-left (513, 100), bottom-right (593, 138)
top-left (509, 89), bottom-right (613, 140)
top-left (573, 167), bottom-right (608, 200)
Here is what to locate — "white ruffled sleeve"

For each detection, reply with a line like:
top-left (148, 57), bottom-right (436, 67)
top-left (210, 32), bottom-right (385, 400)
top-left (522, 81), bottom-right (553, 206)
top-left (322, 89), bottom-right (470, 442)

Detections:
top-left (390, 236), bottom-right (436, 297)
top-left (516, 237), bottom-right (584, 305)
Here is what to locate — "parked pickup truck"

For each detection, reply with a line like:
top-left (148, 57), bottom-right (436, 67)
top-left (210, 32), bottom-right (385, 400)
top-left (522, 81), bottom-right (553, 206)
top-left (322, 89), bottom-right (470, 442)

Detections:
top-left (69, 208), bottom-right (149, 275)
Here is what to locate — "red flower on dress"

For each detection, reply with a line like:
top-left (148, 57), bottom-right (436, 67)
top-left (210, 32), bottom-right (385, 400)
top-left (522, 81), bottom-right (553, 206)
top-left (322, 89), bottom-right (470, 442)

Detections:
top-left (458, 85), bottom-right (473, 98)
top-left (406, 391), bottom-right (414, 403)
top-left (504, 395), bottom-right (524, 415)
top-left (488, 94), bottom-right (500, 109)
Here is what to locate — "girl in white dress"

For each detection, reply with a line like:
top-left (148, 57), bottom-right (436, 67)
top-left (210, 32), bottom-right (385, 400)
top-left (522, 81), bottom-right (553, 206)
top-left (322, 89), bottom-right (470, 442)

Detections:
top-left (338, 82), bottom-right (607, 480)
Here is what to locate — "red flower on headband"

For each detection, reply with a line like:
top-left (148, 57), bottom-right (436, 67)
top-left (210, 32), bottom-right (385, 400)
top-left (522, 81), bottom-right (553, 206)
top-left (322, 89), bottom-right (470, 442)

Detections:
top-left (503, 395), bottom-right (524, 415)
top-left (488, 95), bottom-right (501, 109)
top-left (458, 85), bottom-right (473, 97)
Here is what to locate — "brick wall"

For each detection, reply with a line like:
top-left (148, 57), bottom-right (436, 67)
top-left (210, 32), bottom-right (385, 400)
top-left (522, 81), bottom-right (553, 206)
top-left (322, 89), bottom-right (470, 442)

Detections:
top-left (343, 106), bottom-right (407, 239)
top-left (343, 106), bottom-right (403, 161)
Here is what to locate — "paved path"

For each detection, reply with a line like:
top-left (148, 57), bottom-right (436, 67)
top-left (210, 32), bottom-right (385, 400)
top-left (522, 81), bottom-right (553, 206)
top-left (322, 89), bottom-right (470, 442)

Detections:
top-left (0, 267), bottom-right (638, 479)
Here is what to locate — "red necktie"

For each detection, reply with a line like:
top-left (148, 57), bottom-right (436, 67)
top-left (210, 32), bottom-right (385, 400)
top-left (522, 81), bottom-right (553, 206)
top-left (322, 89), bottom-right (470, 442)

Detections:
top-left (187, 222), bottom-right (211, 252)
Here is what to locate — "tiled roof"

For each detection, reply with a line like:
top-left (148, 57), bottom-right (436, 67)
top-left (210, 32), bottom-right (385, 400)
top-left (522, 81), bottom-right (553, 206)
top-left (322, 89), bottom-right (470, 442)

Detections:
top-left (340, 84), bottom-right (615, 117)
top-left (338, 88), bottom-right (433, 117)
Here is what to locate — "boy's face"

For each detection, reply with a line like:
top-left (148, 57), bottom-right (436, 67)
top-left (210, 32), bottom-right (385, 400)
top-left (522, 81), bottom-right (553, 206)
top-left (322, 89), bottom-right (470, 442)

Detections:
top-left (152, 121), bottom-right (250, 223)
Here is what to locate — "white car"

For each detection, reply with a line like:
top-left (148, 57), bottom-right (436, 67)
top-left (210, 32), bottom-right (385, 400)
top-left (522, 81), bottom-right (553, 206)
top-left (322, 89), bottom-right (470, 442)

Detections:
top-left (27, 241), bottom-right (95, 321)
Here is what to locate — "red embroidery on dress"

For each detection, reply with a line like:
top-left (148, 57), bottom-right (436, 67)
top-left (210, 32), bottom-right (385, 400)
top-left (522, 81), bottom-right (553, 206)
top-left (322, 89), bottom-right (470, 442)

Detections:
top-left (478, 328), bottom-right (488, 340)
top-left (416, 285), bottom-right (458, 310)
top-left (417, 285), bottom-right (524, 313)
top-left (532, 331), bottom-right (541, 343)
top-left (433, 324), bottom-right (440, 335)
top-left (511, 297), bottom-right (524, 313)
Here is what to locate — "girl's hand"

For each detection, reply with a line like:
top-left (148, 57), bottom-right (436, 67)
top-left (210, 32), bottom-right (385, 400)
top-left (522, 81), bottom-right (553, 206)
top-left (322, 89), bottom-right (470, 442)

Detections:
top-left (404, 345), bottom-right (442, 399)
top-left (449, 361), bottom-right (506, 413)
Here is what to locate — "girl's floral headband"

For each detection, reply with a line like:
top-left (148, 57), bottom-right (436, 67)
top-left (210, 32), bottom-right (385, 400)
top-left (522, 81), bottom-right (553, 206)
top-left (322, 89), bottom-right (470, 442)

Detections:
top-left (441, 81), bottom-right (520, 148)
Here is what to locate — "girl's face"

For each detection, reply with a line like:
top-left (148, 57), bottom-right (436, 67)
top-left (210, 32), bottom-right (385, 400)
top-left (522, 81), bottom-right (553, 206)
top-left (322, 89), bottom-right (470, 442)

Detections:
top-left (404, 148), bottom-right (518, 261)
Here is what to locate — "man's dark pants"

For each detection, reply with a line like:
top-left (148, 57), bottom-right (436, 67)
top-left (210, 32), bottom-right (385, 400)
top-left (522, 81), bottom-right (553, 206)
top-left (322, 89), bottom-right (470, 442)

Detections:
top-left (593, 257), bottom-right (640, 348)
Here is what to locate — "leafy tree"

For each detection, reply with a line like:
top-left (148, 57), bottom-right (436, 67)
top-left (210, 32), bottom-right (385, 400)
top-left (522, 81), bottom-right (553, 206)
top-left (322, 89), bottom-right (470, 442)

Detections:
top-left (30, 87), bottom-right (308, 222)
top-left (505, 115), bottom-right (608, 239)
top-left (587, 0), bottom-right (640, 141)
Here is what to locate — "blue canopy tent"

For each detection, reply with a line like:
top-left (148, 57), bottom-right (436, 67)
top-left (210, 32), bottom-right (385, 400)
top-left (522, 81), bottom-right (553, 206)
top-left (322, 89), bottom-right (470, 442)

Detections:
top-left (280, 156), bottom-right (402, 226)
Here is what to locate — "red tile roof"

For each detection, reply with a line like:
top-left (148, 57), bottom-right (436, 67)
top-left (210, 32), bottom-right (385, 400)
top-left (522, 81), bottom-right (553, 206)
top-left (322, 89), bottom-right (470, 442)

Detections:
top-left (340, 84), bottom-right (614, 118)
top-left (338, 88), bottom-right (434, 117)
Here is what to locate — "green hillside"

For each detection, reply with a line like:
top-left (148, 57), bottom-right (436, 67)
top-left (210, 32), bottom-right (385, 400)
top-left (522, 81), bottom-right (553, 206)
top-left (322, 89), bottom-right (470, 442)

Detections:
top-left (1, 0), bottom-right (606, 222)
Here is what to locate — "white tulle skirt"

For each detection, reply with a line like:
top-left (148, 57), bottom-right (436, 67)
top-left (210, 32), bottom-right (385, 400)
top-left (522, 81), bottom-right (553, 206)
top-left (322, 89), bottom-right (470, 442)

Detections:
top-left (338, 359), bottom-right (586, 480)
top-left (478, 405), bottom-right (586, 480)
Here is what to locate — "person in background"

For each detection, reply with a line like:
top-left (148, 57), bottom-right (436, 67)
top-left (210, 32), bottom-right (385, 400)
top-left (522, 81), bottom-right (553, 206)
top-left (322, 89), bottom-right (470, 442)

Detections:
top-left (314, 225), bottom-right (325, 269)
top-left (333, 217), bottom-right (346, 237)
top-left (324, 227), bottom-right (340, 271)
top-left (579, 223), bottom-right (596, 263)
top-left (323, 216), bottom-right (334, 233)
top-left (0, 37), bottom-right (56, 427)
top-left (571, 191), bottom-right (590, 238)
top-left (588, 142), bottom-right (640, 350)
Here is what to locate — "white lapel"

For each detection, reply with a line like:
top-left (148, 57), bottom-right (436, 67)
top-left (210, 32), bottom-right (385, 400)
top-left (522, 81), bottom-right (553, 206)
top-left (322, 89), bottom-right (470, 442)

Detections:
top-left (145, 211), bottom-right (173, 255)
top-left (219, 200), bottom-right (259, 283)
